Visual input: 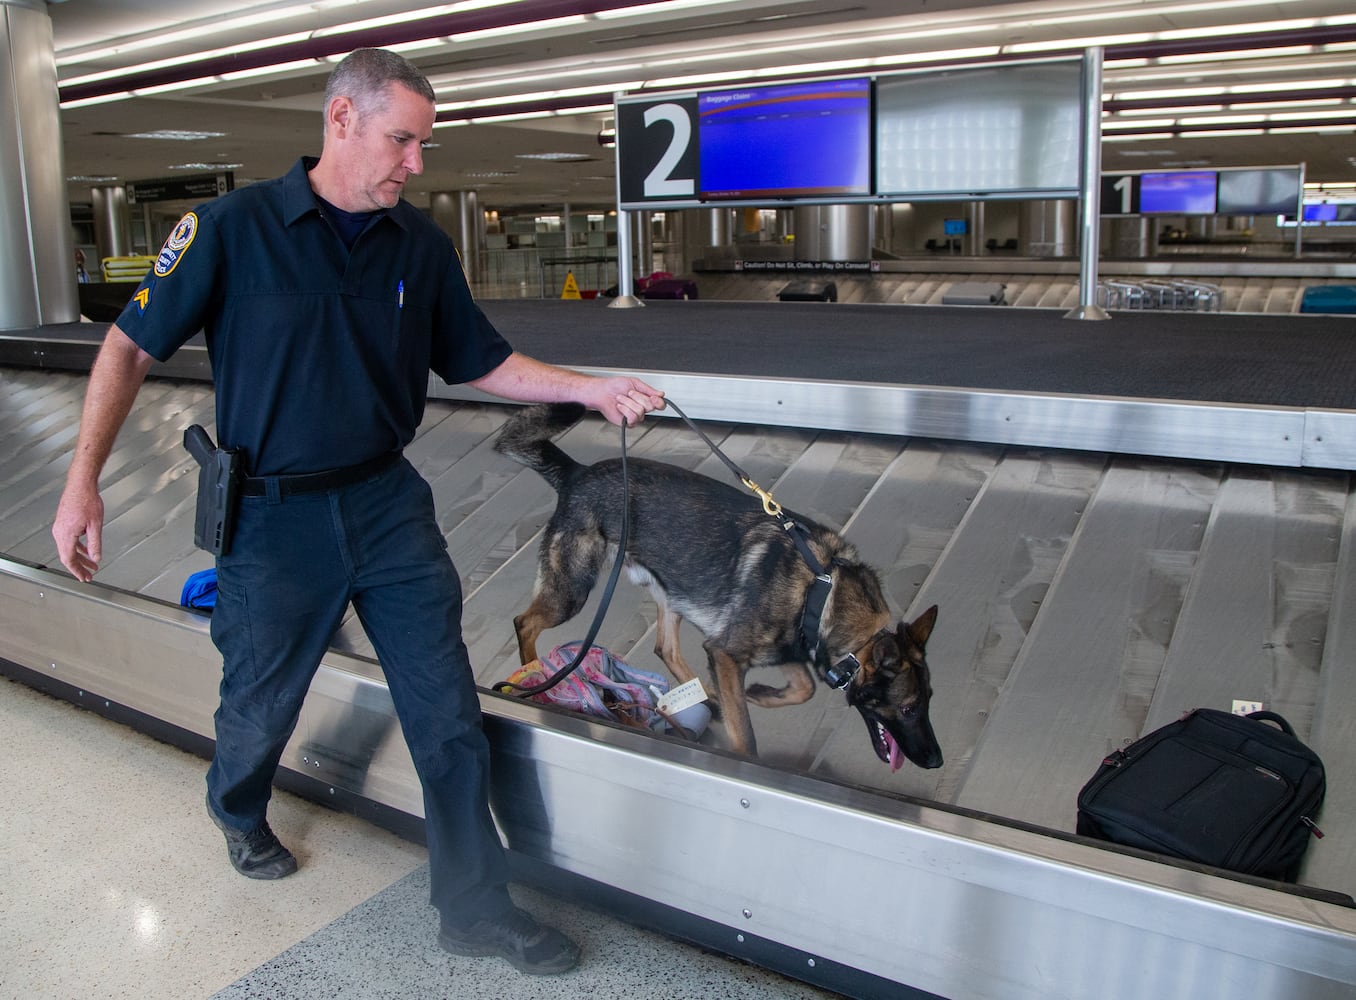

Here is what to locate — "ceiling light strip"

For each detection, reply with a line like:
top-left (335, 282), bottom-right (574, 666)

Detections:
top-left (1101, 116), bottom-right (1356, 135)
top-left (56, 0), bottom-right (692, 104)
top-left (1105, 85), bottom-right (1356, 112)
top-left (55, 4), bottom-right (1356, 130)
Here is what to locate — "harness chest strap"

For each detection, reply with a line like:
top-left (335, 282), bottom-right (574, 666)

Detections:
top-left (785, 520), bottom-right (865, 689)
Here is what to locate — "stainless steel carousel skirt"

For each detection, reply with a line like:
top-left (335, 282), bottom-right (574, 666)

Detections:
top-left (1, 558), bottom-right (1354, 1000)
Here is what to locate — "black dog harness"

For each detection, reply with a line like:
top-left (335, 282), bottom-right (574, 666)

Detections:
top-left (501, 399), bottom-right (878, 701)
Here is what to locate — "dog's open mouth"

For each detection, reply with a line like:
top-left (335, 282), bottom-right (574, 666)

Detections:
top-left (871, 720), bottom-right (904, 772)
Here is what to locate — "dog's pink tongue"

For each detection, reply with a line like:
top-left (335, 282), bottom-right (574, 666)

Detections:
top-left (886, 733), bottom-right (904, 772)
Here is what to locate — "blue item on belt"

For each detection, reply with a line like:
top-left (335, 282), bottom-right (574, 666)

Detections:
top-left (181, 568), bottom-right (218, 609)
top-left (1300, 285), bottom-right (1356, 314)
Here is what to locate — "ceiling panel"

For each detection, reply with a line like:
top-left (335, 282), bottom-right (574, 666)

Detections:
top-left (47, 0), bottom-right (1356, 212)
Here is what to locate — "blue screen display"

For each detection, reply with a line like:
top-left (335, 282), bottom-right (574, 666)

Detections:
top-left (1303, 202), bottom-right (1338, 221)
top-left (698, 78), bottom-right (871, 200)
top-left (1139, 171), bottom-right (1218, 214)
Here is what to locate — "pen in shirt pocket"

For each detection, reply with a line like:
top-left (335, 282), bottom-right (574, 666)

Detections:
top-left (397, 279), bottom-right (405, 309)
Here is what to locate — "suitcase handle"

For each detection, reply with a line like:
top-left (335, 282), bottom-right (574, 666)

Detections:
top-left (1246, 710), bottom-right (1296, 737)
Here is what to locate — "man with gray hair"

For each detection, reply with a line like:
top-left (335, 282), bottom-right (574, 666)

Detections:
top-left (53, 47), bottom-right (664, 977)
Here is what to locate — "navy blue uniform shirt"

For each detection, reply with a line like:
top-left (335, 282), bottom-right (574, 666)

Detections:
top-left (117, 157), bottom-right (512, 475)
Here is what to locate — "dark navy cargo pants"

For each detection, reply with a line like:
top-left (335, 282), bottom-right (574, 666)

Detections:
top-left (205, 457), bottom-right (512, 925)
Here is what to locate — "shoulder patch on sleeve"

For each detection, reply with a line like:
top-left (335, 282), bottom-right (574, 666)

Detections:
top-left (154, 212), bottom-right (199, 277)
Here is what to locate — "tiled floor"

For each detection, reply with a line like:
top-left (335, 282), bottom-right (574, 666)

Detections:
top-left (0, 676), bottom-right (838, 999)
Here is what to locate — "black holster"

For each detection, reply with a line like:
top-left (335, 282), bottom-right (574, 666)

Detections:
top-left (184, 424), bottom-right (242, 556)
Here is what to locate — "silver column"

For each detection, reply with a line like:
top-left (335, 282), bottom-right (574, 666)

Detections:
top-left (1109, 216), bottom-right (1150, 259)
top-left (1019, 200), bottom-right (1076, 257)
top-left (966, 201), bottom-right (986, 255)
top-left (0, 0), bottom-right (78, 330)
top-left (430, 190), bottom-right (485, 285)
top-left (705, 206), bottom-right (732, 247)
top-left (792, 204), bottom-right (871, 260)
top-left (92, 185), bottom-right (134, 261)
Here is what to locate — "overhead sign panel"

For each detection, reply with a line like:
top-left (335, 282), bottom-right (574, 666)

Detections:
top-left (615, 57), bottom-right (1085, 210)
top-left (1101, 167), bottom-right (1301, 217)
top-left (126, 173), bottom-right (233, 204)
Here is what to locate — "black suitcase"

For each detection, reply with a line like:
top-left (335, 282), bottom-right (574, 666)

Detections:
top-left (1076, 709), bottom-right (1325, 881)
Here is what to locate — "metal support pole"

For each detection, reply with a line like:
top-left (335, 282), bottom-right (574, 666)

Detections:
top-left (1294, 163), bottom-right (1306, 260)
top-left (609, 93), bottom-right (644, 309)
top-left (1065, 47), bottom-right (1110, 321)
top-left (610, 208), bottom-right (644, 308)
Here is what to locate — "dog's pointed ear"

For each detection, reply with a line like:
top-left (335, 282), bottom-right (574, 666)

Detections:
top-left (903, 605), bottom-right (938, 649)
top-left (870, 630), bottom-right (902, 674)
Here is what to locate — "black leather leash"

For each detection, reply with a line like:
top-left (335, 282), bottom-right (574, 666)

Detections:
top-left (495, 416), bottom-right (631, 698)
top-left (660, 400), bottom-right (837, 676)
top-left (498, 398), bottom-right (839, 699)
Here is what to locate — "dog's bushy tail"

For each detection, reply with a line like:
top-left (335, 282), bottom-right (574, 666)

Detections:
top-left (493, 402), bottom-right (586, 490)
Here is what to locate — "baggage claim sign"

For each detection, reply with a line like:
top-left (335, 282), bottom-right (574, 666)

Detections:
top-left (615, 62), bottom-right (1087, 212)
top-left (616, 79), bottom-right (874, 211)
top-left (616, 73), bottom-right (1299, 222)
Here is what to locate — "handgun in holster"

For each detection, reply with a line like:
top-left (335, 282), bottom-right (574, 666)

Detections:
top-left (184, 424), bottom-right (242, 556)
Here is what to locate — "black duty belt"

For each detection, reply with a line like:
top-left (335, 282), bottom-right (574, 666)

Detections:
top-left (240, 451), bottom-right (401, 498)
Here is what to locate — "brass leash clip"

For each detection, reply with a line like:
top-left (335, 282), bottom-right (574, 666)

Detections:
top-left (741, 476), bottom-right (783, 517)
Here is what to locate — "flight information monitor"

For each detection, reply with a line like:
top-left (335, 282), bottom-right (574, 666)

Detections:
top-left (1139, 171), bottom-right (1218, 214)
top-left (696, 78), bottom-right (872, 201)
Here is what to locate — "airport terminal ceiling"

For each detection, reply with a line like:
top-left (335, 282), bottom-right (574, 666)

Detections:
top-left (48, 0), bottom-right (1356, 212)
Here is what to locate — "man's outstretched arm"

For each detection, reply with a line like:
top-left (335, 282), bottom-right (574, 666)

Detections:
top-left (468, 351), bottom-right (665, 426)
top-left (52, 324), bottom-right (156, 581)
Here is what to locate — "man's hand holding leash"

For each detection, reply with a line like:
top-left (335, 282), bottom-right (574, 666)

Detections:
top-left (596, 376), bottom-right (665, 427)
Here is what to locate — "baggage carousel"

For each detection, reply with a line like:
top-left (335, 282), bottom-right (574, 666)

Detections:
top-left (3, 301), bottom-right (1355, 999)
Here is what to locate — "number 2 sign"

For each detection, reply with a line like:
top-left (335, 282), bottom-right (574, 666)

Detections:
top-left (617, 95), bottom-right (700, 208)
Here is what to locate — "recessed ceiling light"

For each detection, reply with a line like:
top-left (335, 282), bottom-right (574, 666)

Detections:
top-left (169, 162), bottom-right (242, 170)
top-left (125, 129), bottom-right (228, 140)
top-left (515, 152), bottom-right (593, 162)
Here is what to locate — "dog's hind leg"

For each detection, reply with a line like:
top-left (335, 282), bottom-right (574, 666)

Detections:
top-left (513, 527), bottom-right (606, 664)
top-left (745, 662), bottom-right (816, 708)
top-left (653, 600), bottom-right (698, 686)
top-left (707, 645), bottom-right (757, 756)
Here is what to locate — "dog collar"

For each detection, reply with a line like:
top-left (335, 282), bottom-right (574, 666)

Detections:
top-left (817, 627), bottom-right (893, 690)
top-left (821, 650), bottom-right (861, 690)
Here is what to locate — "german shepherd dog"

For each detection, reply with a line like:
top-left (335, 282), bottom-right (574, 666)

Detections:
top-left (495, 403), bottom-right (943, 771)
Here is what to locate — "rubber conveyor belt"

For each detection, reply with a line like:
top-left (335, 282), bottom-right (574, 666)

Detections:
top-left (10, 300), bottom-right (1356, 469)
top-left (3, 311), bottom-right (1356, 997)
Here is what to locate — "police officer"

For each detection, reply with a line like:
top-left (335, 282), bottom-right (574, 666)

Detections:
top-left (52, 47), bottom-right (664, 977)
